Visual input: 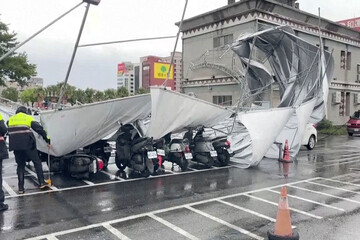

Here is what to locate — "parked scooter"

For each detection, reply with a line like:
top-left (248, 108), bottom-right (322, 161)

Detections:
top-left (211, 137), bottom-right (232, 166)
top-left (161, 132), bottom-right (192, 171)
top-left (186, 127), bottom-right (217, 167)
top-left (115, 123), bottom-right (158, 177)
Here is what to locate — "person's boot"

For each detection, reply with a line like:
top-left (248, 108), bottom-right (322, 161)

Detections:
top-left (0, 203), bottom-right (8, 212)
top-left (39, 182), bottom-right (51, 189)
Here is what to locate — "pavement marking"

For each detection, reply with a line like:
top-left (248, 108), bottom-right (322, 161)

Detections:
top-left (26, 177), bottom-right (320, 240)
top-left (321, 158), bottom-right (360, 167)
top-left (149, 213), bottom-right (200, 240)
top-left (2, 179), bottom-right (17, 196)
top-left (243, 194), bottom-right (322, 219)
top-left (6, 164), bottom-right (233, 199)
top-left (82, 180), bottom-right (95, 185)
top-left (288, 185), bottom-right (360, 205)
top-left (267, 189), bottom-right (345, 212)
top-left (186, 206), bottom-right (264, 240)
top-left (100, 170), bottom-right (122, 180)
top-left (306, 181), bottom-right (360, 195)
top-left (46, 236), bottom-right (59, 240)
top-left (3, 174), bottom-right (32, 179)
top-left (216, 199), bottom-right (276, 222)
top-left (318, 177), bottom-right (360, 187)
top-left (25, 167), bottom-right (58, 190)
top-left (102, 223), bottom-right (131, 240)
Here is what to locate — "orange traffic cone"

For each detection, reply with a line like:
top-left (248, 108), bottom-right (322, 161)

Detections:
top-left (267, 186), bottom-right (299, 240)
top-left (280, 139), bottom-right (292, 163)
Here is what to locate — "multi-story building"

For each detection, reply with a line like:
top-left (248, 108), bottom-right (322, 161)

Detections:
top-left (179, 0), bottom-right (360, 125)
top-left (163, 52), bottom-right (183, 92)
top-left (117, 62), bottom-right (141, 95)
top-left (140, 54), bottom-right (177, 91)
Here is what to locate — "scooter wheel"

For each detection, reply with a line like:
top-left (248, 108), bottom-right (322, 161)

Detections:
top-left (219, 151), bottom-right (230, 166)
top-left (205, 156), bottom-right (214, 168)
top-left (141, 169), bottom-right (151, 178)
top-left (179, 157), bottom-right (189, 171)
top-left (115, 155), bottom-right (126, 171)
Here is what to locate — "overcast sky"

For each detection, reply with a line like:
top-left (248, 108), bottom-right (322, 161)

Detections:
top-left (0, 0), bottom-right (359, 90)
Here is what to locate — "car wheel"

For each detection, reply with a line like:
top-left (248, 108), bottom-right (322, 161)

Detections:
top-left (348, 132), bottom-right (354, 136)
top-left (306, 135), bottom-right (316, 150)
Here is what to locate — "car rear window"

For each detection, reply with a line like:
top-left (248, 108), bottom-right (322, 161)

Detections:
top-left (351, 111), bottom-right (360, 119)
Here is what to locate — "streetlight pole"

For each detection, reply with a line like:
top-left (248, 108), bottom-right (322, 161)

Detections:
top-left (57, 0), bottom-right (101, 109)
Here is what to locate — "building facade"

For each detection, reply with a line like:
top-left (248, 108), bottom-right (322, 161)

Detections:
top-left (180, 0), bottom-right (360, 125)
top-left (163, 52), bottom-right (183, 92)
top-left (141, 56), bottom-right (175, 91)
top-left (117, 62), bottom-right (141, 95)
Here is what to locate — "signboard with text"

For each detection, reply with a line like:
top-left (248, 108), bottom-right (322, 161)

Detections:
top-left (337, 17), bottom-right (360, 32)
top-left (154, 62), bottom-right (173, 80)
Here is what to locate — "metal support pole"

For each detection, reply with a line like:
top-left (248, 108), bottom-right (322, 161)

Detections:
top-left (0, 2), bottom-right (83, 62)
top-left (57, 3), bottom-right (91, 109)
top-left (162, 0), bottom-right (188, 88)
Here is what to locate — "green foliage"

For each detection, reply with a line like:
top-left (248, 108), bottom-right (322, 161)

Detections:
top-left (0, 19), bottom-right (37, 86)
top-left (136, 88), bottom-right (149, 95)
top-left (317, 119), bottom-right (347, 135)
top-left (103, 88), bottom-right (116, 100)
top-left (20, 88), bottom-right (36, 106)
top-left (116, 87), bottom-right (129, 98)
top-left (1, 87), bottom-right (18, 102)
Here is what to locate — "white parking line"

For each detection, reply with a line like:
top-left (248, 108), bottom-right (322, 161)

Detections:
top-left (267, 189), bottom-right (345, 212)
top-left (100, 171), bottom-right (122, 180)
top-left (2, 179), bottom-right (17, 196)
top-left (306, 181), bottom-right (360, 195)
top-left (102, 223), bottom-right (131, 240)
top-left (6, 164), bottom-right (234, 199)
top-left (243, 194), bottom-right (322, 219)
top-left (216, 199), bottom-right (276, 222)
top-left (288, 185), bottom-right (360, 204)
top-left (25, 167), bottom-right (58, 190)
top-left (149, 214), bottom-right (200, 240)
top-left (3, 174), bottom-right (32, 179)
top-left (82, 180), bottom-right (95, 185)
top-left (186, 206), bottom-right (263, 240)
top-left (46, 236), bottom-right (59, 240)
top-left (26, 177), bottom-right (320, 240)
top-left (321, 158), bottom-right (360, 167)
top-left (318, 177), bottom-right (360, 187)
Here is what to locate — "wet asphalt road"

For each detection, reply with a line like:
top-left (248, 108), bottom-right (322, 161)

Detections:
top-left (1, 135), bottom-right (360, 239)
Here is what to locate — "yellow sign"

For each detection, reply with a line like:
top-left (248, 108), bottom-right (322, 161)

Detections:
top-left (154, 62), bottom-right (173, 80)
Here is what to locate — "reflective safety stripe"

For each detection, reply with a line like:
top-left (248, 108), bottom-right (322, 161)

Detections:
top-left (0, 113), bottom-right (3, 121)
top-left (8, 113), bottom-right (34, 127)
top-left (8, 130), bottom-right (32, 135)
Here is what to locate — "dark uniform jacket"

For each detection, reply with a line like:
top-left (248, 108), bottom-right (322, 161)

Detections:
top-left (7, 113), bottom-right (50, 151)
top-left (0, 114), bottom-right (8, 159)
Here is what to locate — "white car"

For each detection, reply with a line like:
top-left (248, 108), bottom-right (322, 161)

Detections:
top-left (302, 123), bottom-right (317, 150)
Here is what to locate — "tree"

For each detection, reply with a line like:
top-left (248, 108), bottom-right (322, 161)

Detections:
top-left (0, 19), bottom-right (37, 86)
top-left (84, 88), bottom-right (96, 103)
top-left (1, 87), bottom-right (18, 102)
top-left (103, 88), bottom-right (116, 100)
top-left (93, 91), bottom-right (104, 102)
top-left (136, 88), bottom-right (149, 95)
top-left (117, 87), bottom-right (129, 98)
top-left (20, 88), bottom-right (36, 106)
top-left (74, 89), bottom-right (86, 104)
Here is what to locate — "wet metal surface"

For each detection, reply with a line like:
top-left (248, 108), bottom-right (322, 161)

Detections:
top-left (1, 135), bottom-right (360, 239)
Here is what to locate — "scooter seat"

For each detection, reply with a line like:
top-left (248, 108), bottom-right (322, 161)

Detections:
top-left (212, 136), bottom-right (227, 142)
top-left (171, 139), bottom-right (183, 144)
top-left (132, 137), bottom-right (147, 145)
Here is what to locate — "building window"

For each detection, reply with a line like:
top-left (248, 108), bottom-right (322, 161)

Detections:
top-left (213, 95), bottom-right (232, 106)
top-left (347, 52), bottom-right (351, 70)
top-left (213, 34), bottom-right (233, 48)
top-left (357, 64), bottom-right (360, 82)
top-left (340, 51), bottom-right (345, 69)
top-left (340, 50), bottom-right (351, 70)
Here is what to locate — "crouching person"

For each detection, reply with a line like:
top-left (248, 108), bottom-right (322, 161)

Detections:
top-left (8, 106), bottom-right (51, 194)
